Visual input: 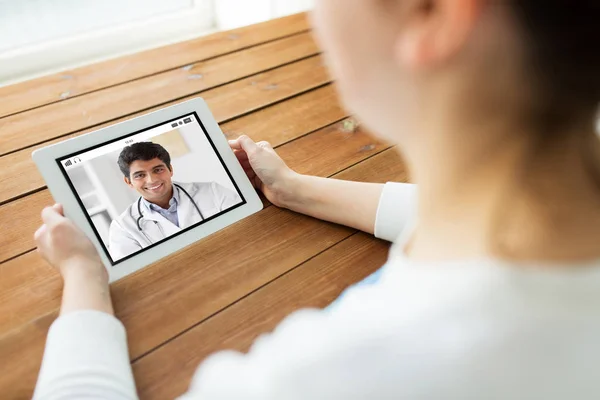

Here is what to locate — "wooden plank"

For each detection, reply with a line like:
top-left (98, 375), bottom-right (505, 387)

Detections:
top-left (0, 32), bottom-right (319, 156)
top-left (0, 55), bottom-right (330, 205)
top-left (276, 123), bottom-right (389, 178)
top-left (132, 151), bottom-right (410, 399)
top-left (0, 120), bottom-right (401, 399)
top-left (0, 85), bottom-right (347, 263)
top-left (0, 135), bottom-right (404, 398)
top-left (133, 233), bottom-right (389, 399)
top-left (335, 147), bottom-right (409, 184)
top-left (221, 85), bottom-right (345, 142)
top-left (0, 209), bottom-right (353, 400)
top-left (0, 13), bottom-right (310, 119)
top-left (0, 117), bottom-right (385, 335)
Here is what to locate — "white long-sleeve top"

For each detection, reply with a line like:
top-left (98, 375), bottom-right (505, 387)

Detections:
top-left (34, 183), bottom-right (600, 399)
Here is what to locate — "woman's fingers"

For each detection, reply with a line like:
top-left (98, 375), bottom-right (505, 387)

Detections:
top-left (244, 167), bottom-right (256, 179)
top-left (234, 151), bottom-right (249, 162)
top-left (234, 148), bottom-right (257, 177)
top-left (228, 139), bottom-right (242, 150)
top-left (41, 206), bottom-right (64, 226)
top-left (34, 224), bottom-right (47, 242)
top-left (243, 168), bottom-right (258, 187)
top-left (256, 141), bottom-right (273, 150)
top-left (240, 159), bottom-right (252, 169)
top-left (53, 203), bottom-right (64, 216)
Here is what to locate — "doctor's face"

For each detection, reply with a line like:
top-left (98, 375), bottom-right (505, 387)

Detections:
top-left (125, 158), bottom-right (174, 203)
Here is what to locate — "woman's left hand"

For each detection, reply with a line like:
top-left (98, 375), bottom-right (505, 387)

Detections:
top-left (34, 204), bottom-right (107, 283)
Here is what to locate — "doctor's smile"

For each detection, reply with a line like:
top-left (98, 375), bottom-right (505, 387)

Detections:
top-left (142, 180), bottom-right (168, 199)
top-left (146, 183), bottom-right (164, 191)
top-left (127, 158), bottom-right (175, 204)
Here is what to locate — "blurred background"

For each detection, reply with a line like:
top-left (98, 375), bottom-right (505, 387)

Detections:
top-left (0, 0), bottom-right (315, 85)
top-left (66, 123), bottom-right (237, 245)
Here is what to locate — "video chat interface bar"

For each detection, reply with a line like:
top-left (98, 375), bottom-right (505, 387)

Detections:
top-left (61, 115), bottom-right (195, 169)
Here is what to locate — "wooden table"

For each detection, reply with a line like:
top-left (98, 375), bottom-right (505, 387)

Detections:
top-left (0, 13), bottom-right (407, 399)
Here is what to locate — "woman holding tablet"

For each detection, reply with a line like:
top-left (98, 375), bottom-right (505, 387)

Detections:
top-left (33, 0), bottom-right (600, 398)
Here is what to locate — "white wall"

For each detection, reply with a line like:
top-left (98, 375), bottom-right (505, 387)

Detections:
top-left (88, 151), bottom-right (139, 218)
top-left (171, 124), bottom-right (237, 192)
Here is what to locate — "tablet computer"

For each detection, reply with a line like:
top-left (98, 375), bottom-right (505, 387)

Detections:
top-left (33, 98), bottom-right (263, 282)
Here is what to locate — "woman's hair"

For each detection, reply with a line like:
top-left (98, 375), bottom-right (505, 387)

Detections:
top-left (510, 1), bottom-right (599, 130)
top-left (117, 142), bottom-right (172, 178)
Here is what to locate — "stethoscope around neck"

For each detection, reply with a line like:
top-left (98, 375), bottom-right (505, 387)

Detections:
top-left (134, 183), bottom-right (204, 243)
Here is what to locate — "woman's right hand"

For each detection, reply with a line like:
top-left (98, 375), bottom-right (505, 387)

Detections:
top-left (229, 136), bottom-right (300, 208)
top-left (34, 204), bottom-right (107, 283)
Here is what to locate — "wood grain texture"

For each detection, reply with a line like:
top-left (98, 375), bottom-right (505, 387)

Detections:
top-left (0, 122), bottom-right (404, 399)
top-left (129, 152), bottom-right (410, 400)
top-left (0, 84), bottom-right (347, 263)
top-left (0, 190), bottom-right (54, 262)
top-left (0, 32), bottom-right (319, 156)
top-left (0, 13), bottom-right (310, 119)
top-left (335, 147), bottom-right (409, 184)
top-left (133, 233), bottom-right (389, 400)
top-left (0, 13), bottom-right (407, 400)
top-left (0, 55), bottom-right (330, 205)
top-left (0, 117), bottom-right (386, 336)
top-left (0, 208), bottom-right (352, 400)
top-left (221, 85), bottom-right (346, 142)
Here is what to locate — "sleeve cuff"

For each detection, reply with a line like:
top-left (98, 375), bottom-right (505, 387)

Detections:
top-left (34, 310), bottom-right (138, 399)
top-left (374, 182), bottom-right (417, 242)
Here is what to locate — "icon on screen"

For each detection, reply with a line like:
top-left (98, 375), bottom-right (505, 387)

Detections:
top-left (64, 160), bottom-right (72, 167)
top-left (73, 157), bottom-right (81, 164)
top-left (183, 117), bottom-right (192, 124)
top-left (171, 123), bottom-right (178, 128)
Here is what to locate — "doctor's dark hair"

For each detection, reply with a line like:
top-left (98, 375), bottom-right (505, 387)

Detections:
top-left (510, 0), bottom-right (600, 130)
top-left (117, 142), bottom-right (172, 178)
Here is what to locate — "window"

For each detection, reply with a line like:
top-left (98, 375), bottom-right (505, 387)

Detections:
top-left (0, 0), bottom-right (314, 86)
top-left (215, 0), bottom-right (314, 30)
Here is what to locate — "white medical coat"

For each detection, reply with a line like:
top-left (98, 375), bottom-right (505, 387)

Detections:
top-left (108, 181), bottom-right (241, 260)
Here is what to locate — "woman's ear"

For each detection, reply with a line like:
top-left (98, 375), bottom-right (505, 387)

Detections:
top-left (394, 0), bottom-right (481, 70)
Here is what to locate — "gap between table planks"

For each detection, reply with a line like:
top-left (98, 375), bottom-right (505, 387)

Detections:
top-left (132, 151), bottom-right (407, 399)
top-left (0, 12), bottom-right (409, 398)
top-left (0, 84), bottom-right (347, 263)
top-left (0, 54), bottom-right (331, 206)
top-left (0, 147), bottom-right (406, 399)
top-left (0, 115), bottom-right (393, 337)
top-left (135, 232), bottom-right (390, 399)
top-left (0, 13), bottom-right (310, 119)
top-left (0, 31), bottom-right (320, 157)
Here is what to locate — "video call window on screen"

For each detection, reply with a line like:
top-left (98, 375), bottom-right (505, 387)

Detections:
top-left (58, 113), bottom-right (245, 265)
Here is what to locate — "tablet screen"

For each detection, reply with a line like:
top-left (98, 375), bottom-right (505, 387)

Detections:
top-left (57, 112), bottom-right (246, 265)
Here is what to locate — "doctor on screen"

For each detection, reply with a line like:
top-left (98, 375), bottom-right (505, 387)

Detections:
top-left (108, 142), bottom-right (241, 260)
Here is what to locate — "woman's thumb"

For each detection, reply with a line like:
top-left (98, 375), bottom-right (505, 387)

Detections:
top-left (238, 135), bottom-right (260, 155)
top-left (53, 203), bottom-right (64, 215)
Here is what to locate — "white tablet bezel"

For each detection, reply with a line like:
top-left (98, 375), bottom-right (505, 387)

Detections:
top-left (32, 97), bottom-right (263, 282)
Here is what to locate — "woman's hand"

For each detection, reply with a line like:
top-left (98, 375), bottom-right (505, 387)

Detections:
top-left (230, 136), bottom-right (387, 235)
top-left (34, 204), bottom-right (107, 283)
top-left (229, 136), bottom-right (300, 208)
top-left (35, 204), bottom-right (113, 315)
